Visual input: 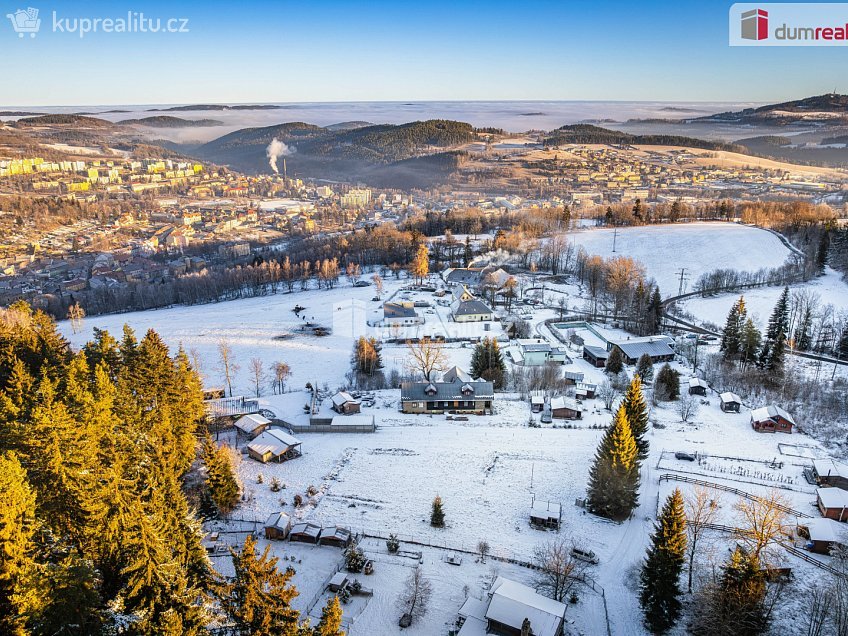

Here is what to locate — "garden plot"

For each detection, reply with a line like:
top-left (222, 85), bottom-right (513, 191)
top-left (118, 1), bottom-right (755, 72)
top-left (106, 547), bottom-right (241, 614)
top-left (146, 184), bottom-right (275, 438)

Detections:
top-left (657, 450), bottom-right (813, 492)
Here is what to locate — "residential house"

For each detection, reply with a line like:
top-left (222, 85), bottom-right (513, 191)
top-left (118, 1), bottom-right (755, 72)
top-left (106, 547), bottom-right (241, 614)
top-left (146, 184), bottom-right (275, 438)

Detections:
top-left (720, 392), bottom-right (742, 413)
top-left (750, 405), bottom-right (795, 434)
top-left (514, 339), bottom-right (571, 366)
top-left (247, 428), bottom-right (303, 463)
top-left (331, 391), bottom-right (361, 415)
top-left (608, 336), bottom-right (675, 365)
top-left (401, 369), bottom-right (494, 414)
top-left (550, 396), bottom-right (581, 420)
top-left (457, 576), bottom-right (567, 636)
top-left (450, 285), bottom-right (494, 323)
top-left (382, 301), bottom-right (424, 327)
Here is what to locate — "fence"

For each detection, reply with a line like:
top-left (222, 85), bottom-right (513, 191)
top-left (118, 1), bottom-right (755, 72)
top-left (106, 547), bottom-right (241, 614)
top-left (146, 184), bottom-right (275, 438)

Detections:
top-left (658, 473), bottom-right (810, 517)
top-left (289, 423), bottom-right (376, 434)
top-left (205, 396), bottom-right (260, 418)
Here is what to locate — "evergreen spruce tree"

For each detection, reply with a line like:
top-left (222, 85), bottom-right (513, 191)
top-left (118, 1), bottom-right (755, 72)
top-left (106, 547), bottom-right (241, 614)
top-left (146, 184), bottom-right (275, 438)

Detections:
top-left (470, 337), bottom-right (506, 389)
top-left (840, 327), bottom-right (848, 360)
top-left (740, 318), bottom-right (762, 370)
top-left (605, 346), bottom-right (624, 374)
top-left (202, 436), bottom-right (240, 517)
top-left (0, 452), bottom-right (40, 636)
top-left (639, 489), bottom-right (687, 633)
top-left (586, 408), bottom-right (640, 520)
top-left (647, 287), bottom-right (664, 336)
top-left (314, 595), bottom-right (345, 636)
top-left (635, 353), bottom-right (654, 383)
top-left (622, 377), bottom-right (650, 461)
top-left (720, 297), bottom-right (746, 361)
top-left (816, 230), bottom-right (830, 274)
top-left (218, 534), bottom-right (302, 636)
top-left (793, 307), bottom-right (813, 352)
top-left (758, 287), bottom-right (789, 373)
top-left (654, 364), bottom-right (680, 401)
top-left (430, 495), bottom-right (445, 528)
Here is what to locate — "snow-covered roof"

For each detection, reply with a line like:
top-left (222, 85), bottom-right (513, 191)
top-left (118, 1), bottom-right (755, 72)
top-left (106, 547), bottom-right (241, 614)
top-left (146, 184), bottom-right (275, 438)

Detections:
top-left (486, 576), bottom-right (566, 636)
top-left (720, 392), bottom-right (741, 404)
top-left (330, 414), bottom-right (374, 428)
top-left (530, 500), bottom-right (561, 519)
top-left (264, 512), bottom-right (290, 530)
top-left (331, 391), bottom-right (358, 407)
top-left (247, 428), bottom-right (301, 457)
top-left (384, 302), bottom-right (419, 319)
top-left (319, 526), bottom-right (351, 542)
top-left (751, 405), bottom-right (795, 426)
top-left (803, 517), bottom-right (847, 544)
top-left (612, 338), bottom-right (675, 360)
top-left (550, 396), bottom-right (579, 412)
top-left (234, 413), bottom-right (270, 434)
top-left (817, 487), bottom-right (848, 509)
top-left (531, 395), bottom-right (545, 405)
top-left (688, 377), bottom-right (708, 389)
top-left (517, 339), bottom-right (552, 353)
top-left (443, 366), bottom-right (474, 383)
top-left (290, 522), bottom-right (321, 538)
top-left (451, 298), bottom-right (493, 316)
top-left (814, 459), bottom-right (848, 480)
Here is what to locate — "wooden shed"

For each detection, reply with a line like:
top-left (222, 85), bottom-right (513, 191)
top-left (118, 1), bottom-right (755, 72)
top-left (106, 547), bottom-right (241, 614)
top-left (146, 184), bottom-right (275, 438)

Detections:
top-left (817, 487), bottom-right (848, 522)
top-left (798, 517), bottom-right (847, 554)
top-left (318, 526), bottom-right (353, 548)
top-left (550, 396), bottom-right (581, 420)
top-left (720, 392), bottom-right (742, 413)
top-left (331, 391), bottom-right (361, 415)
top-left (264, 512), bottom-right (292, 540)
top-left (289, 522), bottom-right (322, 544)
top-left (813, 459), bottom-right (848, 490)
top-left (247, 428), bottom-right (303, 463)
top-left (233, 413), bottom-right (271, 439)
top-left (530, 499), bottom-right (562, 529)
top-left (688, 377), bottom-right (708, 396)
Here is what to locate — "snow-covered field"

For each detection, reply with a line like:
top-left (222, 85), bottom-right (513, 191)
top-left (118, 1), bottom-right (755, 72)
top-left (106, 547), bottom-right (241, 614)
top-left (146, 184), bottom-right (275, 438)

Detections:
top-left (565, 222), bottom-right (792, 294)
top-left (53, 222), bottom-right (846, 635)
top-left (681, 267), bottom-right (848, 330)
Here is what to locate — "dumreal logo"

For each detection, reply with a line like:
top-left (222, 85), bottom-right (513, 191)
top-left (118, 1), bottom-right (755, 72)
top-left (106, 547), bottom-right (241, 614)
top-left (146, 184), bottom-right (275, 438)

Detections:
top-left (731, 3), bottom-right (848, 46)
top-left (741, 8), bottom-right (768, 40)
top-left (5, 6), bottom-right (190, 39)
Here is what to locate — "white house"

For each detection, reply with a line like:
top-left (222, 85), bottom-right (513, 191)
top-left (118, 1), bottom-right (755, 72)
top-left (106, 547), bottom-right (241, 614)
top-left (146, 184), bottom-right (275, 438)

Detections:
top-left (457, 576), bottom-right (567, 636)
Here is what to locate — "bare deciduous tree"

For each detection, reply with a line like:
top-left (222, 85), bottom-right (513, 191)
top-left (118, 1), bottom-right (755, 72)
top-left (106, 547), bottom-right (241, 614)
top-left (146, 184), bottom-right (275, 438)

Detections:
top-left (67, 302), bottom-right (85, 334)
top-left (597, 379), bottom-right (620, 411)
top-left (532, 537), bottom-right (585, 602)
top-left (398, 566), bottom-right (432, 625)
top-left (734, 489), bottom-right (791, 565)
top-left (477, 540), bottom-right (490, 563)
top-left (217, 339), bottom-right (240, 397)
top-left (372, 273), bottom-right (384, 298)
top-left (271, 361), bottom-right (291, 394)
top-left (685, 486), bottom-right (721, 592)
top-left (678, 393), bottom-right (700, 422)
top-left (405, 337), bottom-right (448, 381)
top-left (248, 357), bottom-right (266, 398)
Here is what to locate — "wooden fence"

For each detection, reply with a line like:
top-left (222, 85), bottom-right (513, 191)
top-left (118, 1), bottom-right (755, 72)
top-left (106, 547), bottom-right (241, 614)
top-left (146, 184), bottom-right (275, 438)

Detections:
top-left (204, 396), bottom-right (260, 418)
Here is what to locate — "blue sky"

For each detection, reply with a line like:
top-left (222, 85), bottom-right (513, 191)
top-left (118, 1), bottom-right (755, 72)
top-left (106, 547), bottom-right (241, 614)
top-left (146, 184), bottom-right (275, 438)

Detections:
top-left (2, 0), bottom-right (846, 106)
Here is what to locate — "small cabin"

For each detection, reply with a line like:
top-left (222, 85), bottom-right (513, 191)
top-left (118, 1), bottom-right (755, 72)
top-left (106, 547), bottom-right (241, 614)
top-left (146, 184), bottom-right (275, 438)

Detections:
top-left (798, 517), bottom-right (848, 554)
top-left (550, 396), bottom-right (581, 420)
top-left (289, 522), bottom-right (322, 544)
top-left (720, 392), bottom-right (742, 413)
top-left (575, 382), bottom-right (597, 400)
top-left (264, 512), bottom-right (292, 540)
top-left (688, 377), bottom-right (708, 396)
top-left (530, 393), bottom-right (545, 413)
top-left (530, 499), bottom-right (562, 529)
top-left (331, 391), bottom-right (361, 415)
top-left (247, 428), bottom-right (303, 463)
top-left (318, 526), bottom-right (353, 548)
top-left (751, 405), bottom-right (795, 434)
top-left (817, 488), bottom-right (848, 522)
top-left (813, 459), bottom-right (848, 490)
top-left (233, 413), bottom-right (271, 439)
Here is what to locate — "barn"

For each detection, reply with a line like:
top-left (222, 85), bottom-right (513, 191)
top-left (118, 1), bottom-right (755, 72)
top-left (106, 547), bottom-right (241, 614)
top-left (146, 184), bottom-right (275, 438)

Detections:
top-left (550, 396), bottom-right (581, 420)
top-left (289, 522), bottom-right (322, 544)
top-left (247, 428), bottom-right (303, 463)
top-left (582, 345), bottom-right (609, 368)
top-left (750, 405), bottom-right (795, 434)
top-left (318, 526), bottom-right (353, 548)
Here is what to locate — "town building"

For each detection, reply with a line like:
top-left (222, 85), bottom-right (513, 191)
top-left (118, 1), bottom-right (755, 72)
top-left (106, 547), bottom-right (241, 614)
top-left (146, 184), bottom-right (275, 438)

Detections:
top-left (401, 369), bottom-right (494, 414)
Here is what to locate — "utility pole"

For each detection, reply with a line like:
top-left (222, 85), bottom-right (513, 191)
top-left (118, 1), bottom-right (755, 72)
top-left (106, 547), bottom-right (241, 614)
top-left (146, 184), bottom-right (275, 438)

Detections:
top-left (612, 226), bottom-right (618, 253)
top-left (676, 268), bottom-right (688, 296)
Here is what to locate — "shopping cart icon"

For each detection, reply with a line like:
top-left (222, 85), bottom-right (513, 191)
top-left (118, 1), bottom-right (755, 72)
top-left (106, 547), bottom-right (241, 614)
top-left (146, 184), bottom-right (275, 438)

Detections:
top-left (6, 7), bottom-right (41, 38)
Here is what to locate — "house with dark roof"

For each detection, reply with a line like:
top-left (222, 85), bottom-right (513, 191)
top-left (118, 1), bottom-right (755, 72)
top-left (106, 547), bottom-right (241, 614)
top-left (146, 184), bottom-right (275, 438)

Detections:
top-left (583, 345), bottom-right (609, 368)
top-left (382, 301), bottom-right (423, 326)
top-left (451, 286), bottom-right (494, 323)
top-left (608, 336), bottom-right (675, 365)
top-left (401, 368), bottom-right (494, 414)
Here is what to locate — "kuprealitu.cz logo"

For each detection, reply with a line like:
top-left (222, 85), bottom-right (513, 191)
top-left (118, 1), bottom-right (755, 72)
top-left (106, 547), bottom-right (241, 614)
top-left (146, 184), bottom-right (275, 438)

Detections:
top-left (731, 3), bottom-right (848, 46)
top-left (5, 6), bottom-right (190, 39)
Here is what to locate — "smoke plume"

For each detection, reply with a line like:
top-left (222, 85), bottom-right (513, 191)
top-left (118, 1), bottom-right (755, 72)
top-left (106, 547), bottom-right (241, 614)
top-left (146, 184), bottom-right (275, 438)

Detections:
top-left (266, 138), bottom-right (294, 173)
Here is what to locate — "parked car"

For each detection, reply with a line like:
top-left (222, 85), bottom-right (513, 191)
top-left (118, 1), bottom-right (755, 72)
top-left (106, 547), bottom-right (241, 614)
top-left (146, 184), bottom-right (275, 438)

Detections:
top-left (571, 547), bottom-right (599, 564)
top-left (675, 452), bottom-right (696, 461)
top-left (540, 409), bottom-right (552, 424)
top-left (353, 280), bottom-right (370, 287)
